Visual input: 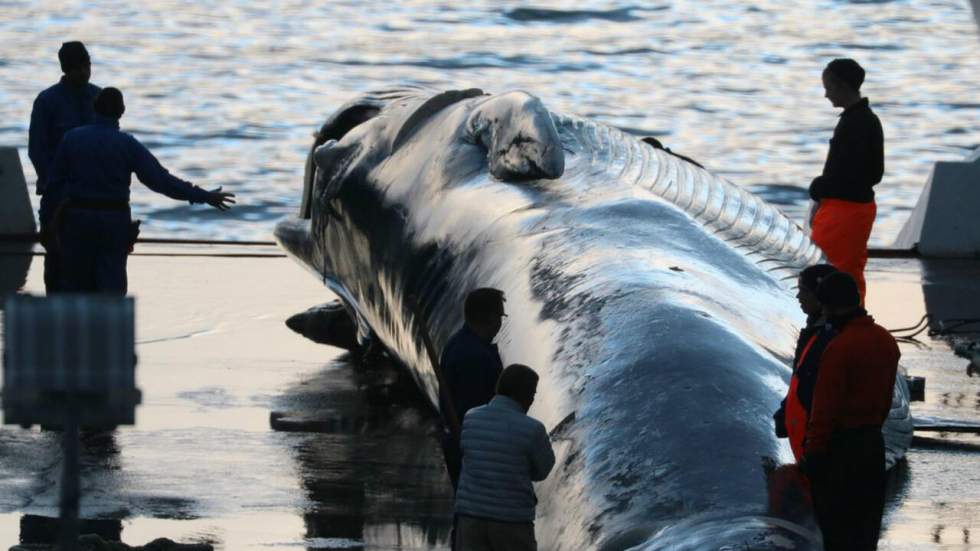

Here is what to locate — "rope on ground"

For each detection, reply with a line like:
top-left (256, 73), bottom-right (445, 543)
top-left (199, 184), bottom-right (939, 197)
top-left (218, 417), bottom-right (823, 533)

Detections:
top-left (888, 314), bottom-right (930, 335)
top-left (887, 313), bottom-right (980, 342)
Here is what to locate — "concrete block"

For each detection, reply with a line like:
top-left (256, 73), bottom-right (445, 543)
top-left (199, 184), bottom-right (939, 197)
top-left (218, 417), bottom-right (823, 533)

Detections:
top-left (894, 149), bottom-right (980, 257)
top-left (0, 147), bottom-right (36, 235)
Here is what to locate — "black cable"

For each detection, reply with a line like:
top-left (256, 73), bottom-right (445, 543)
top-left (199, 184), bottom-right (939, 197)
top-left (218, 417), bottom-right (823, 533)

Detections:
top-left (888, 314), bottom-right (930, 335)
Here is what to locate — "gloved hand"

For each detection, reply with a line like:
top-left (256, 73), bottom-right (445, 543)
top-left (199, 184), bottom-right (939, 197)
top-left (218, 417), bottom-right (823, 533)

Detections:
top-left (773, 408), bottom-right (788, 438)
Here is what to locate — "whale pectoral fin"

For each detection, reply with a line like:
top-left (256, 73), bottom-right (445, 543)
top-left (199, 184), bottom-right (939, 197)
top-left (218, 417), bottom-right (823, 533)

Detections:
top-left (466, 91), bottom-right (565, 182)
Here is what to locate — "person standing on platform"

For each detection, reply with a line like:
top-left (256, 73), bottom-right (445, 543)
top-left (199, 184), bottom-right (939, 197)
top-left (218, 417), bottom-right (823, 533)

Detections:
top-left (439, 287), bottom-right (507, 491)
top-left (773, 263), bottom-right (838, 462)
top-left (801, 272), bottom-right (899, 551)
top-left (28, 41), bottom-right (102, 293)
top-left (809, 58), bottom-right (884, 303)
top-left (44, 87), bottom-right (235, 295)
top-left (455, 364), bottom-right (555, 551)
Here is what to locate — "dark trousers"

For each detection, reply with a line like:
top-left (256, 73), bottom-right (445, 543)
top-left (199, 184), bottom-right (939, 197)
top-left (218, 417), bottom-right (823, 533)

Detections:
top-left (43, 248), bottom-right (62, 293)
top-left (457, 516), bottom-right (536, 551)
top-left (38, 195), bottom-right (61, 293)
top-left (441, 431), bottom-right (462, 491)
top-left (59, 209), bottom-right (130, 295)
top-left (440, 432), bottom-right (462, 550)
top-left (811, 427), bottom-right (887, 551)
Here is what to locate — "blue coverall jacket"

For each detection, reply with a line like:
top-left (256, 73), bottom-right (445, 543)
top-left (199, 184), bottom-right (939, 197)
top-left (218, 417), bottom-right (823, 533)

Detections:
top-left (45, 116), bottom-right (211, 293)
top-left (28, 77), bottom-right (101, 196)
top-left (44, 116), bottom-right (211, 218)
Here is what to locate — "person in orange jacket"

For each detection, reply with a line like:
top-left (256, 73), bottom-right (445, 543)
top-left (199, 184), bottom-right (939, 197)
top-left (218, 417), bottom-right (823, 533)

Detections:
top-left (801, 272), bottom-right (899, 551)
top-left (809, 58), bottom-right (884, 303)
top-left (773, 263), bottom-right (839, 462)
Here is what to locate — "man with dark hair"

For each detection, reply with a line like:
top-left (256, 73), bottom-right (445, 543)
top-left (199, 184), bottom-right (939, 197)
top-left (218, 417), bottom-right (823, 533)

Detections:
top-left (802, 272), bottom-right (899, 551)
top-left (455, 364), bottom-right (555, 551)
top-left (45, 87), bottom-right (235, 294)
top-left (808, 58), bottom-right (884, 303)
top-left (29, 41), bottom-right (101, 292)
top-left (439, 287), bottom-right (507, 489)
top-left (773, 263), bottom-right (838, 461)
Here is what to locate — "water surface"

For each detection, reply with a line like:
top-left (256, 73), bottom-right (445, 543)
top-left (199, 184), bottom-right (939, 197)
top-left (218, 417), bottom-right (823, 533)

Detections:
top-left (1, 0), bottom-right (978, 244)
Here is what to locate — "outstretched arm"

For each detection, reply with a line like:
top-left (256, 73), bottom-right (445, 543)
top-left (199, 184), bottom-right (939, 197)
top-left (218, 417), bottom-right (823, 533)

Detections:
top-left (129, 136), bottom-right (234, 210)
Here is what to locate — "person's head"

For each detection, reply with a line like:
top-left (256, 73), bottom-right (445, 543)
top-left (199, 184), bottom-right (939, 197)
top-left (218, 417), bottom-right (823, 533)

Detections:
top-left (796, 264), bottom-right (838, 317)
top-left (94, 87), bottom-right (125, 120)
top-left (58, 41), bottom-right (91, 88)
top-left (464, 287), bottom-right (506, 341)
top-left (822, 58), bottom-right (864, 108)
top-left (495, 363), bottom-right (539, 412)
top-left (816, 272), bottom-right (862, 317)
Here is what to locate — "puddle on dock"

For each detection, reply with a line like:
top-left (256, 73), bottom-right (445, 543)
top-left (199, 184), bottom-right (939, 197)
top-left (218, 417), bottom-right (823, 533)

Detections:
top-left (0, 249), bottom-right (451, 550)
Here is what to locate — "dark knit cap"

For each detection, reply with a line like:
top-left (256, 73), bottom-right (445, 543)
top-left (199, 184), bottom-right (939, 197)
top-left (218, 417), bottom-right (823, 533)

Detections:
top-left (59, 41), bottom-right (90, 72)
top-left (799, 264), bottom-right (838, 292)
top-left (94, 87), bottom-right (125, 119)
top-left (825, 58), bottom-right (865, 91)
top-left (816, 272), bottom-right (861, 308)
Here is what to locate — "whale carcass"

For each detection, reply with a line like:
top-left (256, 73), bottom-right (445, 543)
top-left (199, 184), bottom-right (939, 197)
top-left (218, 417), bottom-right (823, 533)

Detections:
top-left (275, 87), bottom-right (912, 550)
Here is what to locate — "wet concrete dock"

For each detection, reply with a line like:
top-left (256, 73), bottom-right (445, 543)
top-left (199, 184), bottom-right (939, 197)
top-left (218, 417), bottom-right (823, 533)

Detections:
top-left (0, 244), bottom-right (978, 550)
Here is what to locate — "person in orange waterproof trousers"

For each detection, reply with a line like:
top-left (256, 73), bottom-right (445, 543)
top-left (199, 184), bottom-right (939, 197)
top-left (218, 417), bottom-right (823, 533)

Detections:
top-left (801, 273), bottom-right (899, 551)
top-left (773, 264), bottom-right (839, 462)
top-left (809, 58), bottom-right (884, 303)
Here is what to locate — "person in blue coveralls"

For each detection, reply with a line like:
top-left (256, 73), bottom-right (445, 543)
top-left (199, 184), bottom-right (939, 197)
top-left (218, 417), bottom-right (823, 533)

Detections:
top-left (28, 41), bottom-right (101, 292)
top-left (44, 87), bottom-right (235, 294)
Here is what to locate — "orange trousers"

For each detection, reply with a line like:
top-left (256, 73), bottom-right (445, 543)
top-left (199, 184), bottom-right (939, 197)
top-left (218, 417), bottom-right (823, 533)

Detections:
top-left (811, 199), bottom-right (876, 302)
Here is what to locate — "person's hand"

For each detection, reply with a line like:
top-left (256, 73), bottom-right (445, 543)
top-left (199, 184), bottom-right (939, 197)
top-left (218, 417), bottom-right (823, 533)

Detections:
top-left (206, 186), bottom-right (236, 211)
top-left (773, 409), bottom-right (788, 438)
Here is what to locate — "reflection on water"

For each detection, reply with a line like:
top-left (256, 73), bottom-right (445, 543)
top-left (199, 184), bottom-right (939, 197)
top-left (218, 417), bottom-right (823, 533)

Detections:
top-left (273, 354), bottom-right (453, 550)
top-left (1, 1), bottom-right (978, 244)
top-left (0, 354), bottom-right (452, 550)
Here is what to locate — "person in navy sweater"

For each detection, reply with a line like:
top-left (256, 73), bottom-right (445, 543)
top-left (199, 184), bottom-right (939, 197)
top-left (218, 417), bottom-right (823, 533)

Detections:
top-left (45, 87), bottom-right (235, 294)
top-left (439, 288), bottom-right (507, 490)
top-left (28, 41), bottom-right (102, 292)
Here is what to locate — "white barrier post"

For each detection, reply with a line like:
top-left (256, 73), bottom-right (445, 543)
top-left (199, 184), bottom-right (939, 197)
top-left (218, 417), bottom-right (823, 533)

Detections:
top-left (2, 295), bottom-right (141, 550)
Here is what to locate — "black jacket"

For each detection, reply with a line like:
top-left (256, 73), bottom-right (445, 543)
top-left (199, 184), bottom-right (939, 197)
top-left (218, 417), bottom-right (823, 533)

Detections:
top-left (439, 325), bottom-right (503, 431)
top-left (809, 98), bottom-right (884, 203)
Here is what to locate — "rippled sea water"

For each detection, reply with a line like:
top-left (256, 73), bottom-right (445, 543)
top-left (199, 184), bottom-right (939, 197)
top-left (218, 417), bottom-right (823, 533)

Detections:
top-left (1, 1), bottom-right (978, 244)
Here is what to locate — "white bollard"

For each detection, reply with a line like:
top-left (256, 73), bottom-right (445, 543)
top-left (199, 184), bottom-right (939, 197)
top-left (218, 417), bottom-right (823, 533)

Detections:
top-left (0, 147), bottom-right (36, 235)
top-left (894, 148), bottom-right (980, 257)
